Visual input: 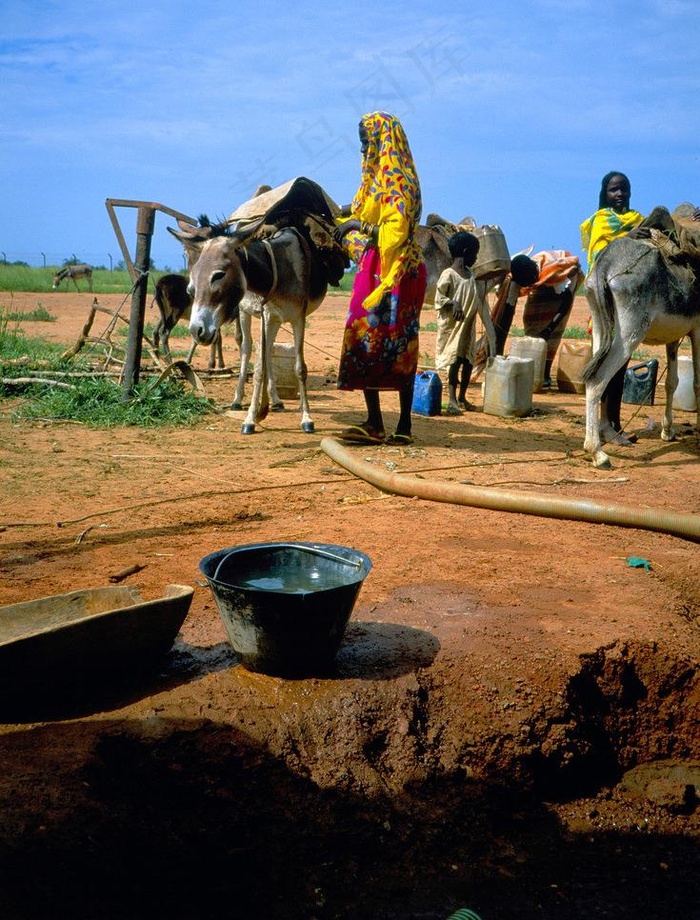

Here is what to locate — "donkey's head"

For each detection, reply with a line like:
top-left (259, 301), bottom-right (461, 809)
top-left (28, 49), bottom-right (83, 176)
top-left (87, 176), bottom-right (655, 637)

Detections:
top-left (168, 224), bottom-right (248, 346)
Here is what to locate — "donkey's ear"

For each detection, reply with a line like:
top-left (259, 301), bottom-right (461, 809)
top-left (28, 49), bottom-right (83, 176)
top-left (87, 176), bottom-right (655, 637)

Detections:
top-left (177, 218), bottom-right (199, 232)
top-left (168, 225), bottom-right (208, 245)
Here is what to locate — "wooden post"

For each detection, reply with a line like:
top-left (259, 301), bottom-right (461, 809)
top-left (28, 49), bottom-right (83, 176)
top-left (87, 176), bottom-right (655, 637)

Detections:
top-left (122, 206), bottom-right (155, 398)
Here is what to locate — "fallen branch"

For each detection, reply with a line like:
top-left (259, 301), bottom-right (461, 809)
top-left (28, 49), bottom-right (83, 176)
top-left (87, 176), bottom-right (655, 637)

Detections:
top-left (75, 525), bottom-right (94, 544)
top-left (0, 376), bottom-right (75, 389)
top-left (3, 357), bottom-right (54, 368)
top-left (146, 359), bottom-right (206, 394)
top-left (4, 369), bottom-right (121, 378)
top-left (109, 563), bottom-right (146, 583)
top-left (61, 300), bottom-right (97, 359)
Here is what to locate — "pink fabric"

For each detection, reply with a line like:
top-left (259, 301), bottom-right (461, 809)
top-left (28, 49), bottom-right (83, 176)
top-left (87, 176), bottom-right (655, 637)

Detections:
top-left (338, 246), bottom-right (427, 391)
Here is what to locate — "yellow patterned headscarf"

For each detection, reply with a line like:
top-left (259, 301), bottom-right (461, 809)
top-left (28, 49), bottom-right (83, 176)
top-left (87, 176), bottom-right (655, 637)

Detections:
top-left (580, 207), bottom-right (644, 270)
top-left (350, 111), bottom-right (423, 309)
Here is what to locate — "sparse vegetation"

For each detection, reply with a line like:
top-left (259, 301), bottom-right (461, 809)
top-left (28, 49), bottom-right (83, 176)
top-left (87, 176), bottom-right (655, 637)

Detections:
top-left (4, 304), bottom-right (56, 322)
top-left (14, 377), bottom-right (213, 428)
top-left (0, 310), bottom-right (212, 427)
top-left (0, 311), bottom-right (64, 362)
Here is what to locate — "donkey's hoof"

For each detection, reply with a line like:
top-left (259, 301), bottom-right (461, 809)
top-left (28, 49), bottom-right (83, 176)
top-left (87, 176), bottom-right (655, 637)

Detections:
top-left (593, 452), bottom-right (612, 469)
top-left (301, 421), bottom-right (315, 434)
top-left (230, 402), bottom-right (244, 411)
top-left (240, 423), bottom-right (256, 435)
top-left (271, 402), bottom-right (285, 412)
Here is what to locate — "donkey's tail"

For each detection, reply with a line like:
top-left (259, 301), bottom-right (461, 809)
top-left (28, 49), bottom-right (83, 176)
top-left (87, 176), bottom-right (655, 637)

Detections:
top-left (581, 261), bottom-right (615, 382)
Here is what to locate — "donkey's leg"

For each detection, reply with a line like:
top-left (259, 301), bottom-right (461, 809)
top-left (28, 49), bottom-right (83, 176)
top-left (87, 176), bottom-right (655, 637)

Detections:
top-left (584, 375), bottom-right (610, 468)
top-left (232, 312), bottom-right (252, 410)
top-left (153, 320), bottom-right (163, 356)
top-left (291, 309), bottom-right (314, 433)
top-left (268, 323), bottom-right (285, 412)
top-left (215, 331), bottom-right (225, 369)
top-left (584, 340), bottom-right (632, 468)
top-left (241, 314), bottom-right (266, 435)
top-left (158, 322), bottom-right (174, 362)
top-left (208, 332), bottom-right (223, 370)
top-left (689, 331), bottom-right (700, 438)
top-left (258, 314), bottom-right (278, 422)
top-left (661, 341), bottom-right (679, 442)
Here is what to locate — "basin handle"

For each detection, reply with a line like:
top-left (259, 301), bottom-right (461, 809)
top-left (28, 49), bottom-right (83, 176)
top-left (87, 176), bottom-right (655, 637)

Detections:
top-left (212, 543), bottom-right (365, 582)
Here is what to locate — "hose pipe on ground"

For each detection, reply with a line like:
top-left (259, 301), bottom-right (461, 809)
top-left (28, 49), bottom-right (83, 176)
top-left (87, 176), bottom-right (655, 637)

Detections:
top-left (320, 437), bottom-right (700, 543)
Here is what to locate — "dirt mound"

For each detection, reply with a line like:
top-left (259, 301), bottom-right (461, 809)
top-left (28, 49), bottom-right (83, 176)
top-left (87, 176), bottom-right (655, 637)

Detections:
top-left (0, 290), bottom-right (698, 918)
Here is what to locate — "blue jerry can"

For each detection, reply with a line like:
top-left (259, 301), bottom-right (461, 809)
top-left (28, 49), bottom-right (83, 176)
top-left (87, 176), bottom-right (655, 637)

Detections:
top-left (411, 371), bottom-right (442, 416)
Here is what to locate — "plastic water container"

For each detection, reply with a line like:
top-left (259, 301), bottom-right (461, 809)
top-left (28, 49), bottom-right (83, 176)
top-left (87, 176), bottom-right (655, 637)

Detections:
top-left (508, 336), bottom-right (547, 392)
top-left (412, 371), bottom-right (442, 416)
top-left (622, 359), bottom-right (658, 406)
top-left (271, 342), bottom-right (298, 400)
top-left (482, 355), bottom-right (534, 418)
top-left (472, 225), bottom-right (510, 280)
top-left (673, 355), bottom-right (697, 411)
top-left (557, 340), bottom-right (592, 394)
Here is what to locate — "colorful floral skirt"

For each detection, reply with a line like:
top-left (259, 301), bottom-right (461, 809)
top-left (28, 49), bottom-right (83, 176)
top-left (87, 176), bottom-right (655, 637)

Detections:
top-left (337, 247), bottom-right (427, 391)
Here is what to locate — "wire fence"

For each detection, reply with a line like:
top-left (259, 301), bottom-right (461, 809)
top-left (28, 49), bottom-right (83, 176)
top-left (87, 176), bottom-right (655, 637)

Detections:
top-left (0, 249), bottom-right (189, 271)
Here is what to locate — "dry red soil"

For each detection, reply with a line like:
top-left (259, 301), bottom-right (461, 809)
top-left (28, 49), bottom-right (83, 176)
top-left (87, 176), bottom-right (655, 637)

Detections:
top-left (0, 290), bottom-right (698, 920)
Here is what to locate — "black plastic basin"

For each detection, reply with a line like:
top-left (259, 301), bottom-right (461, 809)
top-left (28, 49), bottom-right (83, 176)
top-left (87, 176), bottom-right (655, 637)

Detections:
top-left (199, 542), bottom-right (372, 677)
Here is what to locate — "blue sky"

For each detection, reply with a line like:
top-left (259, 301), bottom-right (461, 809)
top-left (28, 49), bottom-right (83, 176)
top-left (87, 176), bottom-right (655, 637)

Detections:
top-left (1, 0), bottom-right (699, 272)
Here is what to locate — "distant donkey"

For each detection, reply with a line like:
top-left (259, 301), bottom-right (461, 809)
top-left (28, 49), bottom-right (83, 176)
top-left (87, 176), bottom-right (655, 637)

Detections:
top-left (52, 263), bottom-right (93, 292)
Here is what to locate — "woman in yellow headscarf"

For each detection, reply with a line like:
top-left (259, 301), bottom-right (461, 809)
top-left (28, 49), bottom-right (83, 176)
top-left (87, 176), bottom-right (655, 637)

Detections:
top-left (333, 111), bottom-right (427, 445)
top-left (580, 171), bottom-right (645, 269)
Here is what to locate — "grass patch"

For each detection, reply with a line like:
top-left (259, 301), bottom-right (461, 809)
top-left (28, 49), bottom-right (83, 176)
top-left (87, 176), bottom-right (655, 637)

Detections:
top-left (5, 304), bottom-right (56, 322)
top-left (561, 325), bottom-right (589, 340)
top-left (0, 264), bottom-right (187, 295)
top-left (0, 310), bottom-right (213, 427)
top-left (14, 377), bottom-right (213, 428)
top-left (0, 312), bottom-right (64, 363)
top-left (508, 325), bottom-right (590, 339)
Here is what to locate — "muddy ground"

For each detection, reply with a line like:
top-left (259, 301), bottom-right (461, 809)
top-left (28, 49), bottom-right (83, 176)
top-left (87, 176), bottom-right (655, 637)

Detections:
top-left (0, 289), bottom-right (698, 920)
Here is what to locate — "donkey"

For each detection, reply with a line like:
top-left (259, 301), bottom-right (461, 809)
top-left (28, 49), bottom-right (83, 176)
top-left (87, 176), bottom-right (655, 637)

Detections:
top-left (169, 224), bottom-right (331, 434)
top-left (582, 233), bottom-right (700, 468)
top-left (152, 273), bottom-right (227, 370)
top-left (167, 221), bottom-right (294, 413)
top-left (52, 263), bottom-right (93, 292)
top-left (415, 224), bottom-right (452, 305)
